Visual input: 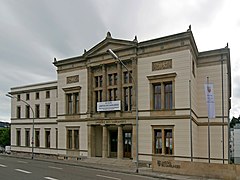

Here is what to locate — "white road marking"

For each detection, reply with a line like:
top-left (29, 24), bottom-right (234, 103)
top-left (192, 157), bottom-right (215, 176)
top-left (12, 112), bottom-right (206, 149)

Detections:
top-left (15, 169), bottom-right (32, 174)
top-left (44, 177), bottom-right (59, 180)
top-left (96, 174), bottom-right (121, 180)
top-left (0, 164), bottom-right (7, 168)
top-left (18, 160), bottom-right (28, 164)
top-left (48, 166), bottom-right (63, 170)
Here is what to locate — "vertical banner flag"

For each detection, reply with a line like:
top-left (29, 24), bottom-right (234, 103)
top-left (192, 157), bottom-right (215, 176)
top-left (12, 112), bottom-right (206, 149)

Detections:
top-left (204, 83), bottom-right (215, 119)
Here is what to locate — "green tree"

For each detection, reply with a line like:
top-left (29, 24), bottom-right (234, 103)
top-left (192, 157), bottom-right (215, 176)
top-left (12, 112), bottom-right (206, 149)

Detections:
top-left (230, 116), bottom-right (240, 128)
top-left (0, 128), bottom-right (10, 147)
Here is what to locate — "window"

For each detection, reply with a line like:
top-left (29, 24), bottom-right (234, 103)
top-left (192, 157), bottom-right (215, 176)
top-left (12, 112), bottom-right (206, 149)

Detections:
top-left (17, 94), bottom-right (21, 101)
top-left (25, 129), bottom-right (30, 147)
top-left (123, 87), bottom-right (132, 111)
top-left (26, 105), bottom-right (30, 118)
top-left (46, 104), bottom-right (50, 118)
top-left (36, 92), bottom-right (40, 99)
top-left (154, 127), bottom-right (173, 155)
top-left (152, 82), bottom-right (173, 110)
top-left (17, 106), bottom-right (21, 119)
top-left (66, 92), bottom-right (79, 114)
top-left (35, 104), bottom-right (40, 118)
top-left (154, 84), bottom-right (161, 110)
top-left (164, 82), bottom-right (172, 110)
top-left (45, 130), bottom-right (51, 148)
top-left (95, 75), bottom-right (103, 87)
top-left (192, 60), bottom-right (195, 77)
top-left (108, 74), bottom-right (113, 86)
top-left (35, 130), bottom-right (40, 147)
top-left (67, 129), bottom-right (79, 150)
top-left (46, 91), bottom-right (50, 98)
top-left (123, 71), bottom-right (132, 84)
top-left (16, 130), bottom-right (21, 146)
top-left (114, 73), bottom-right (118, 85)
top-left (26, 93), bottom-right (30, 100)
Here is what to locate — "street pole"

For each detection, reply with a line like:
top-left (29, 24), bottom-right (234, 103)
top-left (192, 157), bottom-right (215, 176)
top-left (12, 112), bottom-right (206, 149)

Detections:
top-left (107, 49), bottom-right (139, 173)
top-left (6, 94), bottom-right (35, 159)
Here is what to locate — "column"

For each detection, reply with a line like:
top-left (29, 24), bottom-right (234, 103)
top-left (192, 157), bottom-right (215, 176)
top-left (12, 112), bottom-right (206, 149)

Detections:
top-left (102, 125), bottom-right (108, 158)
top-left (87, 67), bottom-right (92, 117)
top-left (88, 125), bottom-right (95, 157)
top-left (132, 124), bottom-right (137, 161)
top-left (117, 125), bottom-right (123, 159)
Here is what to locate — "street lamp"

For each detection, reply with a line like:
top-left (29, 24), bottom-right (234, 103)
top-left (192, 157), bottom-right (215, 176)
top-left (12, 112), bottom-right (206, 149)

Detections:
top-left (6, 93), bottom-right (35, 159)
top-left (107, 49), bottom-right (139, 173)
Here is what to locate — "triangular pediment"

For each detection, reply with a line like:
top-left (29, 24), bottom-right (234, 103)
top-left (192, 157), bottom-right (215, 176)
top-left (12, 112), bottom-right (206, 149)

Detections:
top-left (84, 36), bottom-right (137, 57)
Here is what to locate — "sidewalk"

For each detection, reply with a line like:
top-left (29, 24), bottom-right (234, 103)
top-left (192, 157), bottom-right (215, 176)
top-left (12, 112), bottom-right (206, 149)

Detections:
top-left (2, 154), bottom-right (220, 180)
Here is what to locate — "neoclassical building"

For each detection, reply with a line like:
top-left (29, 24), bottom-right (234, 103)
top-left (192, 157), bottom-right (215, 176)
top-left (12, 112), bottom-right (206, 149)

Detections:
top-left (9, 28), bottom-right (231, 164)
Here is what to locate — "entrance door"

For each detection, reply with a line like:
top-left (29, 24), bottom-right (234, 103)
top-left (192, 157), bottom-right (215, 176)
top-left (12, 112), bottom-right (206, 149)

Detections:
top-left (110, 131), bottom-right (117, 157)
top-left (124, 132), bottom-right (132, 158)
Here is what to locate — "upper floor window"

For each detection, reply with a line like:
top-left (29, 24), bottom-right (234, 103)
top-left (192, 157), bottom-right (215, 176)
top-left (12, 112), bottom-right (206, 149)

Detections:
top-left (46, 104), bottom-right (50, 118)
top-left (95, 75), bottom-right (103, 88)
top-left (108, 73), bottom-right (118, 86)
top-left (17, 94), bottom-right (21, 101)
top-left (46, 91), bottom-right (50, 98)
top-left (123, 87), bottom-right (132, 111)
top-left (36, 92), bottom-right (40, 100)
top-left (66, 92), bottom-right (79, 114)
top-left (35, 104), bottom-right (40, 118)
top-left (147, 73), bottom-right (176, 111)
top-left (17, 106), bottom-right (21, 119)
top-left (123, 71), bottom-right (132, 84)
top-left (26, 93), bottom-right (30, 100)
top-left (25, 105), bottom-right (30, 118)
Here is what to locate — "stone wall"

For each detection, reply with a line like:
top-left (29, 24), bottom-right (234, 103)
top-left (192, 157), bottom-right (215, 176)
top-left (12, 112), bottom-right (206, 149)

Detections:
top-left (152, 156), bottom-right (240, 180)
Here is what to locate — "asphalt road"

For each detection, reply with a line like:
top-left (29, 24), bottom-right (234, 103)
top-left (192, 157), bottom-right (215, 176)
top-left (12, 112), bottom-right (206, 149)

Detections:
top-left (0, 156), bottom-right (160, 180)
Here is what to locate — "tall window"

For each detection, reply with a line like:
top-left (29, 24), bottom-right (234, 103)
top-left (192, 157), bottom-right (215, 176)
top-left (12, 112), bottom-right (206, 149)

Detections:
top-left (45, 130), bottom-right (50, 148)
top-left (154, 128), bottom-right (173, 155)
top-left (26, 105), bottom-right (30, 118)
top-left (25, 129), bottom-right (30, 147)
top-left (16, 129), bottom-right (21, 146)
top-left (67, 129), bottom-right (79, 150)
top-left (17, 106), bottom-right (21, 119)
top-left (17, 94), bottom-right (21, 101)
top-left (164, 82), bottom-right (172, 110)
top-left (95, 75), bottom-right (103, 87)
top-left (66, 92), bottom-right (79, 114)
top-left (46, 91), bottom-right (50, 98)
top-left (35, 104), bottom-right (40, 118)
top-left (46, 104), bottom-right (50, 118)
top-left (154, 84), bottom-right (161, 110)
top-left (36, 92), bottom-right (40, 100)
top-left (152, 82), bottom-right (173, 110)
top-left (26, 93), bottom-right (30, 100)
top-left (123, 87), bottom-right (132, 111)
top-left (35, 130), bottom-right (40, 147)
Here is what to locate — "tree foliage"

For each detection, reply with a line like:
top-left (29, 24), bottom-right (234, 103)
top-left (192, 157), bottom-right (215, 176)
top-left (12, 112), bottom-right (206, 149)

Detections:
top-left (0, 128), bottom-right (10, 147)
top-left (230, 116), bottom-right (240, 128)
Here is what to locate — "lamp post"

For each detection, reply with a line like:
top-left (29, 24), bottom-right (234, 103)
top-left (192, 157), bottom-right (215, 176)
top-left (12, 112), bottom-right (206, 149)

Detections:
top-left (6, 94), bottom-right (35, 159)
top-left (107, 49), bottom-right (139, 173)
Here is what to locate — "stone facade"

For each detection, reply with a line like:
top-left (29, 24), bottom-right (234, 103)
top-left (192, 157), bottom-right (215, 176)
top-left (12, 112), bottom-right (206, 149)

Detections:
top-left (9, 29), bottom-right (231, 164)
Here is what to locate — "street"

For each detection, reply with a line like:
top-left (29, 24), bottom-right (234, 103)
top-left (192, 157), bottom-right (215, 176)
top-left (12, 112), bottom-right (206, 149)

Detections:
top-left (0, 156), bottom-right (161, 180)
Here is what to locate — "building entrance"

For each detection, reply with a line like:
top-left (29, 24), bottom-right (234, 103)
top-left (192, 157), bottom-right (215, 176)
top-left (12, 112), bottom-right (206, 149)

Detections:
top-left (110, 131), bottom-right (117, 157)
top-left (124, 132), bottom-right (132, 158)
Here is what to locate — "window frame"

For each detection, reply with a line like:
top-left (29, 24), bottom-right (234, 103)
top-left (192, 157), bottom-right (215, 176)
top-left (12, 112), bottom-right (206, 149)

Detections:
top-left (152, 125), bottom-right (174, 155)
top-left (66, 127), bottom-right (80, 150)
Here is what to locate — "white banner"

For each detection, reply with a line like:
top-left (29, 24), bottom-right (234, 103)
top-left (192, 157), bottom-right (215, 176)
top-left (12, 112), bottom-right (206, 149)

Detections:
top-left (97, 101), bottom-right (121, 111)
top-left (204, 83), bottom-right (215, 119)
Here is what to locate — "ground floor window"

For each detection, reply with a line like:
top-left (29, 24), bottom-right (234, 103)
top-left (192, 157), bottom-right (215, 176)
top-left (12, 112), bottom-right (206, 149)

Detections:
top-left (153, 127), bottom-right (173, 155)
top-left (45, 130), bottom-right (51, 148)
top-left (25, 129), bottom-right (30, 147)
top-left (67, 128), bottom-right (79, 150)
top-left (16, 129), bottom-right (21, 146)
top-left (35, 130), bottom-right (40, 147)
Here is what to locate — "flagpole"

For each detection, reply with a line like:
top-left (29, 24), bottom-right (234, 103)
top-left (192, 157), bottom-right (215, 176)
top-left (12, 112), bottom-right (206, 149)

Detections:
top-left (207, 77), bottom-right (210, 163)
top-left (189, 80), bottom-right (193, 162)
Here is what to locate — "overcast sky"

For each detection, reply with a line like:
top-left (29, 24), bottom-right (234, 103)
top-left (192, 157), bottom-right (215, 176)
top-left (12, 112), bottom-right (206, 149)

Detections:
top-left (1, 0), bottom-right (240, 122)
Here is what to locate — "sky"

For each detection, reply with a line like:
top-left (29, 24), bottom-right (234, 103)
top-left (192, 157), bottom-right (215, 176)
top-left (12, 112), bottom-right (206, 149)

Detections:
top-left (0, 0), bottom-right (240, 122)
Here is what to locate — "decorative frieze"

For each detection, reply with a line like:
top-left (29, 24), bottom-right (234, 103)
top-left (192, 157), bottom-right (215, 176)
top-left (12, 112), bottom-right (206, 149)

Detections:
top-left (66, 75), bottom-right (79, 84)
top-left (152, 59), bottom-right (172, 71)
